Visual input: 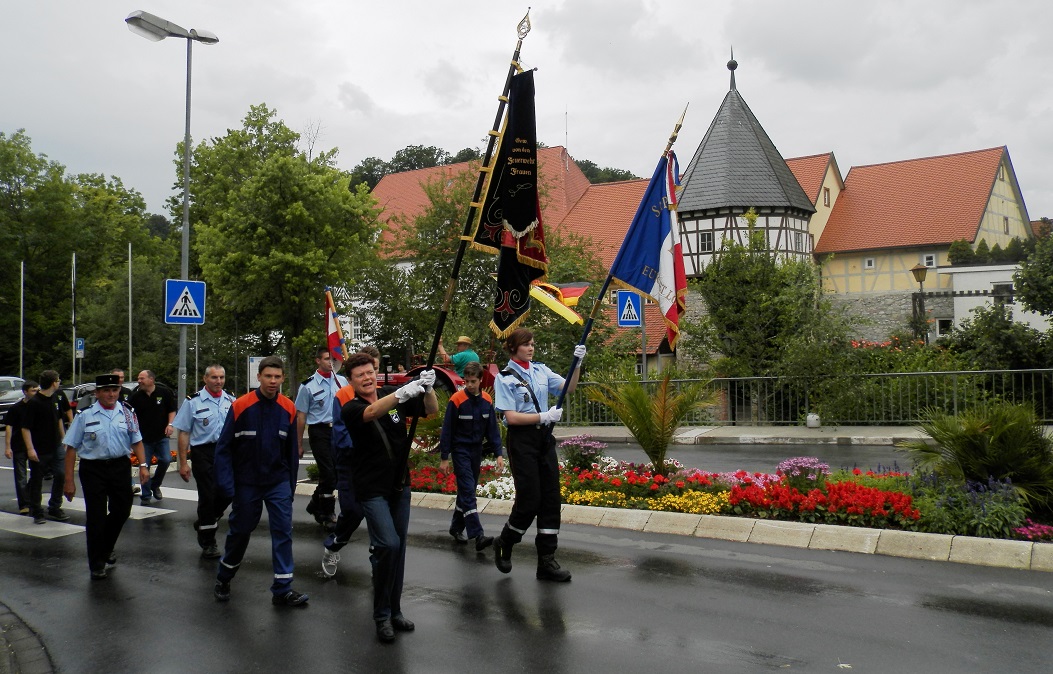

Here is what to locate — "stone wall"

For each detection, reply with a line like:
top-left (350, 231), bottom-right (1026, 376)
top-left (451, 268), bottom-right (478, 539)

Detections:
top-left (828, 292), bottom-right (954, 342)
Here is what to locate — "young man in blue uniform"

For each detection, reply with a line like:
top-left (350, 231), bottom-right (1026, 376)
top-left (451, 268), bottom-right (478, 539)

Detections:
top-left (174, 364), bottom-right (236, 559)
top-left (62, 374), bottom-right (149, 579)
top-left (295, 346), bottom-right (348, 530)
top-left (438, 361), bottom-right (504, 550)
top-left (492, 328), bottom-right (584, 582)
top-left (341, 352), bottom-right (437, 642)
top-left (213, 356), bottom-right (307, 607)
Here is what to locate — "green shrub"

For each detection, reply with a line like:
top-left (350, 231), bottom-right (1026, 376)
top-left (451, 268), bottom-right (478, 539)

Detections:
top-left (305, 463), bottom-right (319, 481)
top-left (907, 472), bottom-right (1027, 538)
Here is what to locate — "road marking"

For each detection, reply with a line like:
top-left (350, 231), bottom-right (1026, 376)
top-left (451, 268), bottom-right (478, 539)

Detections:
top-left (0, 512), bottom-right (83, 539)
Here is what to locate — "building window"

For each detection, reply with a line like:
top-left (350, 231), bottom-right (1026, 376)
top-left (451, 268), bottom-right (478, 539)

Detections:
top-left (1003, 216), bottom-right (1009, 234)
top-left (864, 258), bottom-right (875, 270)
top-left (700, 231), bottom-right (714, 253)
top-left (794, 232), bottom-right (803, 251)
top-left (998, 165), bottom-right (1006, 181)
top-left (350, 315), bottom-right (364, 341)
top-left (823, 187), bottom-right (830, 207)
top-left (923, 253), bottom-right (936, 267)
top-left (937, 319), bottom-right (953, 336)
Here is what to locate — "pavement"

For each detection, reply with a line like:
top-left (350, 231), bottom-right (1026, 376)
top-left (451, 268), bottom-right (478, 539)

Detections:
top-left (1, 424), bottom-right (1050, 672)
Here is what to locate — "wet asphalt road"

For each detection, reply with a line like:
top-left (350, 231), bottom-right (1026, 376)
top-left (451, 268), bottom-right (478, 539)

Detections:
top-left (2, 472), bottom-right (1053, 673)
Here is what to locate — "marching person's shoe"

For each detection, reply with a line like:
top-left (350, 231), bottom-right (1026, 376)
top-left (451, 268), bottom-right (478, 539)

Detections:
top-left (375, 619), bottom-right (396, 643)
top-left (322, 546), bottom-right (340, 578)
top-left (140, 495), bottom-right (152, 506)
top-left (272, 589), bottom-right (309, 607)
top-left (449, 528), bottom-right (468, 544)
top-left (493, 536), bottom-right (512, 573)
top-left (90, 567), bottom-right (107, 580)
top-left (105, 552), bottom-right (117, 570)
top-left (201, 545), bottom-right (221, 560)
top-left (390, 615), bottom-right (415, 632)
top-left (214, 581), bottom-right (231, 602)
top-left (47, 508), bottom-right (70, 522)
top-left (152, 488), bottom-right (163, 501)
top-left (474, 535), bottom-right (494, 551)
top-left (536, 554), bottom-right (572, 582)
top-left (33, 511), bottom-right (46, 525)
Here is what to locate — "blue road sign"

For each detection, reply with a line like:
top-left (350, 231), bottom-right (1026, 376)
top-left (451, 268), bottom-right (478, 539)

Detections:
top-left (75, 337), bottom-right (85, 359)
top-left (165, 279), bottom-right (206, 325)
top-left (616, 290), bottom-right (642, 328)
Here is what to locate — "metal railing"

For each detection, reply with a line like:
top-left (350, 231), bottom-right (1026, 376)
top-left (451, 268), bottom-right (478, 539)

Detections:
top-left (562, 369), bottom-right (1053, 426)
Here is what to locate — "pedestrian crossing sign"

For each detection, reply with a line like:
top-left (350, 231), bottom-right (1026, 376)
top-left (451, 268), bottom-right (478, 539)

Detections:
top-left (616, 290), bottom-right (642, 327)
top-left (165, 279), bottom-right (206, 325)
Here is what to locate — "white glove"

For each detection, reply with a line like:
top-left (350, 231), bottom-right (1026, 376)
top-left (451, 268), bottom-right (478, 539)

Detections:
top-left (418, 368), bottom-right (436, 390)
top-left (395, 381), bottom-right (424, 403)
top-left (539, 407), bottom-right (563, 425)
top-left (573, 344), bottom-right (586, 364)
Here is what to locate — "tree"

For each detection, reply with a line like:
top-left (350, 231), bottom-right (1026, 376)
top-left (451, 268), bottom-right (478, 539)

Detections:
top-left (574, 159), bottom-right (638, 184)
top-left (1015, 234), bottom-right (1053, 317)
top-left (1004, 237), bottom-right (1026, 263)
top-left (387, 145), bottom-right (450, 173)
top-left (947, 239), bottom-right (975, 265)
top-left (349, 156), bottom-right (388, 191)
top-left (449, 147), bottom-right (481, 163)
top-left (973, 239), bottom-right (991, 264)
top-left (942, 303), bottom-right (1050, 370)
top-left (190, 104), bottom-right (380, 386)
top-left (989, 242), bottom-right (1006, 263)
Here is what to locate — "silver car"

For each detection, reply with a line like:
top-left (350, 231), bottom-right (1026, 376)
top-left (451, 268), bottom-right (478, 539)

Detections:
top-left (0, 376), bottom-right (26, 422)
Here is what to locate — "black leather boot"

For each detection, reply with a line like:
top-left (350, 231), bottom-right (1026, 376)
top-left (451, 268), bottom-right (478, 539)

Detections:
top-left (536, 554), bottom-right (571, 582)
top-left (493, 536), bottom-right (512, 573)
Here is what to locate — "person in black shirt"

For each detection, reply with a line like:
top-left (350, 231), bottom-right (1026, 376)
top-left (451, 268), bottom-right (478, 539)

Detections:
top-left (341, 352), bottom-right (437, 643)
top-left (128, 370), bottom-right (177, 504)
top-left (21, 370), bottom-right (69, 523)
top-left (4, 380), bottom-right (39, 514)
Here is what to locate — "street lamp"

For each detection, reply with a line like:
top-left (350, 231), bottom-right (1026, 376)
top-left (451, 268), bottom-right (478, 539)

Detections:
top-left (126, 10), bottom-right (218, 403)
top-left (910, 263), bottom-right (929, 344)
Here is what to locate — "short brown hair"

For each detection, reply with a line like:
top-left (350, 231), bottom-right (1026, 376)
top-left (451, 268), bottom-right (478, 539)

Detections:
top-left (361, 345), bottom-right (381, 362)
top-left (345, 352), bottom-right (375, 372)
top-left (462, 361), bottom-right (484, 379)
top-left (504, 328), bottom-right (533, 355)
top-left (258, 355), bottom-right (284, 374)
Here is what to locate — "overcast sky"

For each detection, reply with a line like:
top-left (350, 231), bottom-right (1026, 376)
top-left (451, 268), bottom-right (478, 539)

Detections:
top-left (5, 1), bottom-right (1052, 221)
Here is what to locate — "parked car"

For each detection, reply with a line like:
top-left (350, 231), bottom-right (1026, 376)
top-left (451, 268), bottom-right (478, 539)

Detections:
top-left (67, 381), bottom-right (137, 413)
top-left (0, 376), bottom-right (26, 422)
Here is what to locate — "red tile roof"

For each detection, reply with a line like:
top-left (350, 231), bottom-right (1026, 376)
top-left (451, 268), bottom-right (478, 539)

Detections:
top-left (372, 146), bottom-right (590, 256)
top-left (553, 179), bottom-right (649, 269)
top-left (785, 152), bottom-right (834, 204)
top-left (608, 301), bottom-right (669, 354)
top-left (815, 147), bottom-right (1006, 254)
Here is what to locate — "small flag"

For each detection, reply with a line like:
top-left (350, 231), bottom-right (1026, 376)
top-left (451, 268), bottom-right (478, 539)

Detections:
top-left (325, 289), bottom-right (348, 366)
top-left (607, 151), bottom-right (688, 348)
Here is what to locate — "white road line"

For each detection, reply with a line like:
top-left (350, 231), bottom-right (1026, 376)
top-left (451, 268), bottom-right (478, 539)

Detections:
top-left (0, 512), bottom-right (83, 539)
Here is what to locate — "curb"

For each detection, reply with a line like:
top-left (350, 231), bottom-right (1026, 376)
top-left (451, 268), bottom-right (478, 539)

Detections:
top-left (409, 492), bottom-right (1053, 573)
top-left (0, 601), bottom-right (54, 674)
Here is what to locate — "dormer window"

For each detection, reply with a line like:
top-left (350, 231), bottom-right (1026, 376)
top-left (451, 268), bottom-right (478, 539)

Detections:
top-left (823, 187), bottom-right (830, 207)
top-left (924, 254), bottom-right (936, 268)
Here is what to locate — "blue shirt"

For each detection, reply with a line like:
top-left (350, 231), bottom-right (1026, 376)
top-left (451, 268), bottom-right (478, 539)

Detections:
top-left (493, 360), bottom-right (563, 416)
top-left (295, 371), bottom-right (348, 425)
top-left (65, 401), bottom-right (143, 460)
top-left (173, 388), bottom-right (235, 446)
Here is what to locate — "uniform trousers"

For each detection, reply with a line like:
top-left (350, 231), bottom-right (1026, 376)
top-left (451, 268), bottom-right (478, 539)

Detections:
top-left (500, 425), bottom-right (561, 556)
top-left (308, 424), bottom-right (336, 517)
top-left (79, 457), bottom-right (134, 572)
top-left (190, 443), bottom-right (230, 548)
top-left (449, 447), bottom-right (485, 538)
top-left (10, 450), bottom-right (29, 511)
top-left (217, 480), bottom-right (294, 595)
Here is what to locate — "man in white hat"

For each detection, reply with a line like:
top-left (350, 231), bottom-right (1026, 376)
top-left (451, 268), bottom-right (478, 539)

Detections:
top-left (437, 335), bottom-right (480, 378)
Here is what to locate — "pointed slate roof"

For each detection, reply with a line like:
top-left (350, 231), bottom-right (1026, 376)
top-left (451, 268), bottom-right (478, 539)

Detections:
top-left (678, 60), bottom-right (815, 217)
top-left (814, 147), bottom-right (1015, 254)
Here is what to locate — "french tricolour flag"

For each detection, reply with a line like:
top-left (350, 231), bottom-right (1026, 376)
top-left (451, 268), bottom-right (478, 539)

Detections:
top-left (607, 151), bottom-right (688, 348)
top-left (325, 290), bottom-right (347, 367)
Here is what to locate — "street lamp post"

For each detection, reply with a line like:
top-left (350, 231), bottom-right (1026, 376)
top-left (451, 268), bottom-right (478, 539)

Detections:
top-left (126, 10), bottom-right (218, 403)
top-left (910, 263), bottom-right (929, 344)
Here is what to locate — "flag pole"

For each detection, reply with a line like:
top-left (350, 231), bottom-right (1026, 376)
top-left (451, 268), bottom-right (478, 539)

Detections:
top-left (405, 9), bottom-right (532, 442)
top-left (326, 288), bottom-right (349, 361)
top-left (555, 104), bottom-right (688, 409)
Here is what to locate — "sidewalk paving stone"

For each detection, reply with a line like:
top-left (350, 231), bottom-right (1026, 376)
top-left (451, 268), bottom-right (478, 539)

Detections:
top-left (417, 493), bottom-right (456, 511)
top-left (694, 515), bottom-right (755, 542)
top-left (810, 524), bottom-right (880, 555)
top-left (598, 509), bottom-right (651, 531)
top-left (642, 511), bottom-right (702, 536)
top-left (1031, 543), bottom-right (1053, 573)
top-left (560, 504), bottom-right (606, 526)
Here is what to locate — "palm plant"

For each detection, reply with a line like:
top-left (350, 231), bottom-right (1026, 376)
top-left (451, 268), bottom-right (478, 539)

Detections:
top-left (585, 369), bottom-right (713, 476)
top-left (898, 402), bottom-right (1053, 512)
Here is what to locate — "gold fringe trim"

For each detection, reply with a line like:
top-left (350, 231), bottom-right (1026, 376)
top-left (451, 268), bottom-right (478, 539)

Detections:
top-left (490, 308), bottom-right (532, 339)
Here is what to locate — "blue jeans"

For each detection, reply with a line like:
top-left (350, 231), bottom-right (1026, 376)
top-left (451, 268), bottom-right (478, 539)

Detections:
top-left (360, 489), bottom-right (411, 622)
top-left (140, 439), bottom-right (171, 496)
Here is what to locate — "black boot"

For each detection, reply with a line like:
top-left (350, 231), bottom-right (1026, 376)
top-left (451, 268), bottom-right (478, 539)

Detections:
top-left (493, 536), bottom-right (512, 574)
top-left (536, 554), bottom-right (571, 582)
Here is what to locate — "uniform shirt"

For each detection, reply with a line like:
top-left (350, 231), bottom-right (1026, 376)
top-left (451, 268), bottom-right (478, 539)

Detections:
top-left (342, 386), bottom-right (423, 500)
top-left (214, 390), bottom-right (298, 496)
top-left (173, 388), bottom-right (236, 446)
top-left (493, 359), bottom-right (564, 416)
top-left (64, 401), bottom-right (143, 460)
top-left (295, 371), bottom-right (348, 425)
top-left (438, 389), bottom-right (503, 460)
top-left (128, 385), bottom-right (177, 442)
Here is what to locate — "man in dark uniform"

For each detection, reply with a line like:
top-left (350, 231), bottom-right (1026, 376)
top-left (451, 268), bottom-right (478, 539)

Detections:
top-left (128, 370), bottom-right (177, 505)
top-left (341, 352), bottom-right (437, 642)
top-left (213, 356), bottom-right (308, 607)
top-left (174, 364), bottom-right (235, 559)
top-left (22, 370), bottom-right (69, 524)
top-left (62, 374), bottom-right (149, 579)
